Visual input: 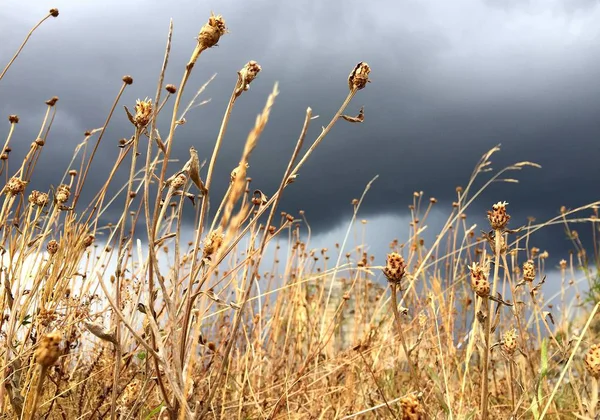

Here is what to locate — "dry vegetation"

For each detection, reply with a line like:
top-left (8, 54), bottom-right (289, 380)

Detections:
top-left (1, 8), bottom-right (600, 420)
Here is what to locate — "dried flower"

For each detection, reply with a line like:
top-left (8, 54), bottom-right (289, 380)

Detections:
top-left (5, 177), bottom-right (26, 196)
top-left (559, 259), bottom-right (567, 270)
top-left (47, 240), bottom-right (59, 255)
top-left (502, 328), bottom-right (518, 355)
top-left (237, 61), bottom-right (261, 94)
top-left (56, 184), bottom-right (70, 203)
top-left (35, 331), bottom-right (62, 367)
top-left (197, 13), bottom-right (227, 50)
top-left (203, 228), bottom-right (224, 258)
top-left (585, 344), bottom-right (600, 378)
top-left (49, 8), bottom-right (59, 17)
top-left (171, 173), bottom-right (187, 190)
top-left (348, 62), bottom-right (371, 91)
top-left (165, 84), bottom-right (177, 94)
top-left (122, 75), bottom-right (133, 85)
top-left (487, 201), bottom-right (510, 230)
top-left (469, 261), bottom-right (489, 298)
top-left (400, 393), bottom-right (424, 420)
top-left (8, 115), bottom-right (19, 124)
top-left (383, 252), bottom-right (406, 284)
top-left (133, 98), bottom-right (153, 128)
top-left (523, 260), bottom-right (535, 282)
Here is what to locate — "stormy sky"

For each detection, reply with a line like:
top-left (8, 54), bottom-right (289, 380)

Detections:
top-left (1, 0), bottom-right (599, 266)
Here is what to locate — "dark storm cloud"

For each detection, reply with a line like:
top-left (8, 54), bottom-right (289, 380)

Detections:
top-left (0, 0), bottom-right (599, 259)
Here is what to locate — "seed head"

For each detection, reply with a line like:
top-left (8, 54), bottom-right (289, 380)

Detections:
top-left (35, 331), bottom-right (62, 367)
top-left (197, 13), bottom-right (227, 50)
top-left (122, 75), bottom-right (133, 85)
top-left (487, 201), bottom-right (510, 230)
top-left (559, 259), bottom-right (567, 270)
top-left (165, 84), bottom-right (177, 94)
top-left (5, 177), bottom-right (26, 196)
top-left (203, 228), bottom-right (224, 258)
top-left (523, 260), bottom-right (535, 282)
top-left (383, 252), bottom-right (406, 284)
top-left (28, 190), bottom-right (48, 207)
top-left (35, 138), bottom-right (45, 146)
top-left (348, 62), bottom-right (371, 91)
top-left (45, 96), bottom-right (59, 106)
top-left (56, 184), bottom-right (70, 203)
top-left (400, 393), bottom-right (424, 420)
top-left (133, 98), bottom-right (153, 128)
top-left (83, 234), bottom-right (95, 247)
top-left (47, 240), bottom-right (59, 255)
top-left (8, 115), bottom-right (19, 124)
top-left (502, 328), bottom-right (518, 355)
top-left (49, 8), bottom-right (59, 17)
top-left (237, 61), bottom-right (261, 93)
top-left (469, 261), bottom-right (490, 298)
top-left (585, 344), bottom-right (600, 378)
top-left (69, 170), bottom-right (77, 177)
top-left (171, 173), bottom-right (187, 190)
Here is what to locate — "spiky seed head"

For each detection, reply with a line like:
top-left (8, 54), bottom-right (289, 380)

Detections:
top-left (198, 13), bottom-right (227, 50)
top-left (469, 261), bottom-right (490, 298)
top-left (502, 328), bottom-right (518, 355)
top-left (56, 184), bottom-right (71, 203)
top-left (348, 62), bottom-right (371, 91)
top-left (47, 240), bottom-right (59, 255)
top-left (487, 201), bottom-right (510, 230)
top-left (5, 177), bottom-right (26, 196)
top-left (165, 84), bottom-right (177, 94)
top-left (132, 98), bottom-right (153, 128)
top-left (400, 394), bottom-right (424, 420)
top-left (523, 260), bottom-right (535, 282)
top-left (35, 331), bottom-right (62, 367)
top-left (383, 252), bottom-right (406, 284)
top-left (8, 115), bottom-right (19, 124)
top-left (585, 344), bottom-right (600, 378)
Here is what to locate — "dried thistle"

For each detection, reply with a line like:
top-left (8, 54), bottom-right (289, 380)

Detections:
top-left (469, 261), bottom-right (490, 298)
top-left (348, 62), bottom-right (371, 91)
top-left (585, 344), bottom-right (600, 378)
top-left (203, 228), bottom-right (224, 259)
top-left (5, 177), bottom-right (26, 196)
top-left (502, 328), bottom-right (518, 355)
top-left (197, 13), bottom-right (227, 50)
top-left (523, 260), bottom-right (536, 282)
top-left (55, 184), bottom-right (71, 203)
top-left (35, 331), bottom-right (62, 367)
top-left (383, 252), bottom-right (406, 284)
top-left (46, 240), bottom-right (59, 255)
top-left (487, 201), bottom-right (510, 230)
top-left (133, 97), bottom-right (153, 128)
top-left (400, 393), bottom-right (424, 420)
top-left (236, 61), bottom-right (261, 95)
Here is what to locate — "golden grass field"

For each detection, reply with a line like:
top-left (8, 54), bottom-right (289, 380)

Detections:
top-left (1, 8), bottom-right (599, 420)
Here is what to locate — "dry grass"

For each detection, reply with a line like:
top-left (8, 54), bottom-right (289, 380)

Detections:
top-left (1, 8), bottom-right (599, 420)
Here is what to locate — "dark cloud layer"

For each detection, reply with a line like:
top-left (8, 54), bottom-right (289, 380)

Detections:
top-left (1, 0), bottom-right (599, 260)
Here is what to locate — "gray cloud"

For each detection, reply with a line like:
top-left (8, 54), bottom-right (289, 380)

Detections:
top-left (0, 0), bottom-right (599, 261)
